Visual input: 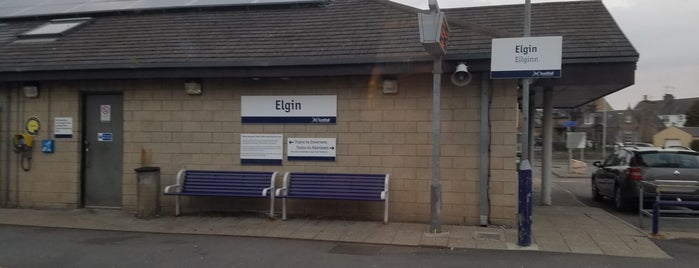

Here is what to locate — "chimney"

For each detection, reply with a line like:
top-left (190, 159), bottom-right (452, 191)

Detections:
top-left (643, 95), bottom-right (648, 101)
top-left (664, 93), bottom-right (674, 103)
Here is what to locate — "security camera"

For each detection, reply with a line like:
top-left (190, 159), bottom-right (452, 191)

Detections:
top-left (451, 63), bottom-right (472, 86)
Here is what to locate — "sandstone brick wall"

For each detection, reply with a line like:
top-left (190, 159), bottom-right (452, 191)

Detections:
top-left (0, 75), bottom-right (517, 226)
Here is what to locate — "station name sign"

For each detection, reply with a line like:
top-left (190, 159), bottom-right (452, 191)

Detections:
top-left (490, 36), bottom-right (562, 79)
top-left (242, 95), bottom-right (336, 124)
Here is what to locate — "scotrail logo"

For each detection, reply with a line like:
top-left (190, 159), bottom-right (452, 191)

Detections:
top-left (532, 71), bottom-right (555, 77)
top-left (312, 117), bottom-right (331, 123)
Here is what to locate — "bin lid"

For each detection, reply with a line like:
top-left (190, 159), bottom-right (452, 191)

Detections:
top-left (134, 166), bottom-right (160, 172)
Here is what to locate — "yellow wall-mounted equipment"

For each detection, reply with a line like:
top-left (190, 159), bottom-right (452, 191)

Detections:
top-left (12, 134), bottom-right (33, 153)
top-left (12, 134), bottom-right (33, 171)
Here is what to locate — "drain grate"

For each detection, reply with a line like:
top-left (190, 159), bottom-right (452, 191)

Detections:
top-left (475, 232), bottom-right (502, 241)
top-left (328, 244), bottom-right (384, 256)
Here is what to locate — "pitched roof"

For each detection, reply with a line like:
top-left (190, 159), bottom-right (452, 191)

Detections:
top-left (0, 0), bottom-right (637, 74)
top-left (635, 95), bottom-right (699, 116)
top-left (679, 127), bottom-right (699, 137)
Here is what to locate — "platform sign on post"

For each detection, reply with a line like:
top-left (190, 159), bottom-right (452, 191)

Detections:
top-left (566, 132), bottom-right (586, 149)
top-left (491, 36), bottom-right (562, 79)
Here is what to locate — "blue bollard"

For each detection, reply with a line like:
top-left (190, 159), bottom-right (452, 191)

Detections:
top-left (652, 201), bottom-right (660, 235)
top-left (518, 160), bottom-right (533, 246)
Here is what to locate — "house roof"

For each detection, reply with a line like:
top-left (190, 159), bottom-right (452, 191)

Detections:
top-left (679, 127), bottom-right (699, 137)
top-left (0, 0), bottom-right (638, 108)
top-left (635, 95), bottom-right (699, 116)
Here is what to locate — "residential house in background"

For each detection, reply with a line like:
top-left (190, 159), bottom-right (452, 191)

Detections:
top-left (636, 94), bottom-right (699, 128)
top-left (653, 127), bottom-right (699, 148)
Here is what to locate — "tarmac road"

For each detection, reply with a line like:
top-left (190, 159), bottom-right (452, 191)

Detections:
top-left (537, 163), bottom-right (699, 236)
top-left (0, 224), bottom-right (693, 268)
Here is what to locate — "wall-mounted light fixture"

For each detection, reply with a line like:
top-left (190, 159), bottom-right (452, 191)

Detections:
top-left (382, 78), bottom-right (398, 94)
top-left (23, 82), bottom-right (40, 98)
top-left (184, 79), bottom-right (202, 95)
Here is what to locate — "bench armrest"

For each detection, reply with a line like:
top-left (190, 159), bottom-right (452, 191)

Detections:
top-left (275, 187), bottom-right (288, 197)
top-left (163, 184), bottom-right (180, 194)
top-left (164, 169), bottom-right (187, 194)
top-left (262, 186), bottom-right (274, 197)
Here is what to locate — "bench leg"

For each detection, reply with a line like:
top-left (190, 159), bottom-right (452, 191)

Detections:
top-left (282, 197), bottom-right (287, 221)
top-left (269, 192), bottom-right (275, 219)
top-left (384, 200), bottom-right (389, 224)
top-left (175, 195), bottom-right (180, 216)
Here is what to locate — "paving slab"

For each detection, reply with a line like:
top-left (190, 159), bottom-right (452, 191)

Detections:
top-left (0, 206), bottom-right (675, 259)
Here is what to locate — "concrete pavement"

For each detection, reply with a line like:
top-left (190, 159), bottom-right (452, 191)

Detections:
top-left (0, 204), bottom-right (670, 259)
top-left (0, 154), bottom-right (675, 259)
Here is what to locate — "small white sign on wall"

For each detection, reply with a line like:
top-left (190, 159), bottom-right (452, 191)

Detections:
top-left (100, 105), bottom-right (111, 122)
top-left (54, 117), bottom-right (73, 138)
top-left (240, 134), bottom-right (283, 165)
top-left (287, 137), bottom-right (337, 161)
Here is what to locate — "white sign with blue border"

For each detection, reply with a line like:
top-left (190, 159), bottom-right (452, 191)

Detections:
top-left (241, 95), bottom-right (336, 124)
top-left (287, 138), bottom-right (336, 161)
top-left (97, 132), bottom-right (113, 142)
top-left (490, 36), bottom-right (562, 79)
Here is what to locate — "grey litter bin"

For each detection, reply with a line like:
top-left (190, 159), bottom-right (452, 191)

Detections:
top-left (134, 166), bottom-right (161, 219)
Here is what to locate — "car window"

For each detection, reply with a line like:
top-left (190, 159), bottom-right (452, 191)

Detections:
top-left (638, 152), bottom-right (699, 168)
top-left (616, 151), bottom-right (630, 166)
top-left (603, 152), bottom-right (618, 166)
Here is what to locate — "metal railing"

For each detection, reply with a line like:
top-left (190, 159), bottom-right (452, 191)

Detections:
top-left (638, 180), bottom-right (699, 234)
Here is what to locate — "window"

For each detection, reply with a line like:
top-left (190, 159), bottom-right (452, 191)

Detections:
top-left (584, 114), bottom-right (594, 125)
top-left (625, 115), bottom-right (632, 123)
top-left (18, 17), bottom-right (91, 39)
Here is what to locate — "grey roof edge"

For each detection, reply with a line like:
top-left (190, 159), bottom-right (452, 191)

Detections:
top-left (0, 54), bottom-right (638, 74)
top-left (0, 0), bottom-right (330, 21)
top-left (367, 0), bottom-right (424, 13)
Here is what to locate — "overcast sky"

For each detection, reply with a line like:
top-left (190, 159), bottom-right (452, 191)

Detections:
top-left (393, 0), bottom-right (699, 110)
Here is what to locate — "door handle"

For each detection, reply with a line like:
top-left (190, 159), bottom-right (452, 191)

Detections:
top-left (83, 140), bottom-right (91, 152)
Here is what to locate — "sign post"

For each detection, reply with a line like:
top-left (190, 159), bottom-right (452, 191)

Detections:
top-left (490, 0), bottom-right (562, 247)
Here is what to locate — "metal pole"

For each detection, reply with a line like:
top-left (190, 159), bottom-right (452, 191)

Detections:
top-left (479, 72), bottom-right (491, 226)
top-left (430, 56), bottom-right (443, 233)
top-left (542, 87), bottom-right (553, 205)
top-left (602, 109), bottom-right (607, 157)
top-left (517, 0), bottom-right (533, 247)
top-left (528, 90), bottom-right (535, 163)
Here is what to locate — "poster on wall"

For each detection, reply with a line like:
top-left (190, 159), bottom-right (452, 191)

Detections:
top-left (287, 138), bottom-right (336, 161)
top-left (54, 117), bottom-right (73, 138)
top-left (240, 134), bottom-right (283, 165)
top-left (241, 95), bottom-right (336, 124)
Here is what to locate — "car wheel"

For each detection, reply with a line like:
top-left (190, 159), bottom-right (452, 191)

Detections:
top-left (591, 177), bottom-right (603, 201)
top-left (614, 185), bottom-right (632, 212)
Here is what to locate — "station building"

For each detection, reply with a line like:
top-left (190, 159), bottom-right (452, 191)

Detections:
top-left (0, 0), bottom-right (637, 226)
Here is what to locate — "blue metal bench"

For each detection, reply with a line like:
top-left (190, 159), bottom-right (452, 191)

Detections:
top-left (163, 169), bottom-right (278, 218)
top-left (275, 172), bottom-right (390, 224)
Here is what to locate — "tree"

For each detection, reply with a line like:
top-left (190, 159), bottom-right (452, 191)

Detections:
top-left (691, 140), bottom-right (699, 151)
top-left (685, 100), bottom-right (699, 127)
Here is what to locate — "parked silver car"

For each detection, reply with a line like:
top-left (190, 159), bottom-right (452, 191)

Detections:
top-left (591, 147), bottom-right (699, 211)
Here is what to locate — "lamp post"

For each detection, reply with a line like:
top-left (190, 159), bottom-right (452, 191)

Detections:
top-left (419, 0), bottom-right (449, 233)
